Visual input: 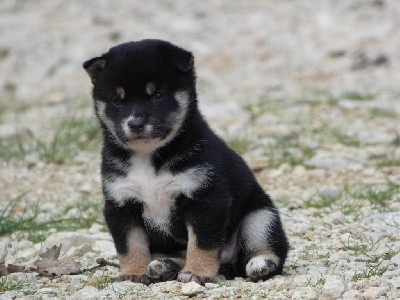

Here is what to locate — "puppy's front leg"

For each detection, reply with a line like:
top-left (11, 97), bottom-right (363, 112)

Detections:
top-left (119, 226), bottom-right (152, 284)
top-left (178, 226), bottom-right (220, 285)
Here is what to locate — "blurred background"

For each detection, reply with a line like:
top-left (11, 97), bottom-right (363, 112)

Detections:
top-left (1, 0), bottom-right (399, 110)
top-left (1, 1), bottom-right (400, 298)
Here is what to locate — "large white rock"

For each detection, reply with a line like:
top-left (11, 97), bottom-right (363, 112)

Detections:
top-left (93, 240), bottom-right (116, 257)
top-left (42, 232), bottom-right (112, 256)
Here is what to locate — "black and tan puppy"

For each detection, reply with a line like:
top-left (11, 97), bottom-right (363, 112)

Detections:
top-left (83, 39), bottom-right (288, 285)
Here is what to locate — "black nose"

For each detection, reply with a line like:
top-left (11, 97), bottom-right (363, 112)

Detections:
top-left (128, 117), bottom-right (145, 131)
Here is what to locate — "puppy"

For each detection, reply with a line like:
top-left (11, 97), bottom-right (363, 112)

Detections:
top-left (83, 39), bottom-right (289, 285)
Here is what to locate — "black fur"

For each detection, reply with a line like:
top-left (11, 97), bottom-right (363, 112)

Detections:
top-left (83, 39), bottom-right (289, 281)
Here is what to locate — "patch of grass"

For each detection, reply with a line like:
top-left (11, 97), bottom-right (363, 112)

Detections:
top-left (341, 91), bottom-right (374, 101)
top-left (0, 194), bottom-right (103, 243)
top-left (242, 96), bottom-right (283, 119)
top-left (37, 117), bottom-right (101, 163)
top-left (345, 182), bottom-right (399, 209)
top-left (373, 155), bottom-right (400, 168)
top-left (227, 136), bottom-right (252, 155)
top-left (299, 245), bottom-right (331, 260)
top-left (306, 276), bottom-right (326, 287)
top-left (368, 108), bottom-right (397, 119)
top-left (0, 136), bottom-right (32, 162)
top-left (265, 137), bottom-right (316, 168)
top-left (90, 274), bottom-right (117, 290)
top-left (0, 277), bottom-right (26, 293)
top-left (341, 233), bottom-right (398, 281)
top-left (333, 130), bottom-right (360, 147)
top-left (0, 277), bottom-right (28, 293)
top-left (298, 89), bottom-right (340, 107)
top-left (304, 195), bottom-right (338, 209)
top-left (0, 101), bottom-right (32, 122)
top-left (393, 134), bottom-right (400, 147)
top-left (0, 116), bottom-right (101, 164)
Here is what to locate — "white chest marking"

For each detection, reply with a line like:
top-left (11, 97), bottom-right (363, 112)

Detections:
top-left (104, 154), bottom-right (210, 233)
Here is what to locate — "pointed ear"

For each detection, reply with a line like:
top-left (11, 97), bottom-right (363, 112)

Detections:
top-left (174, 49), bottom-right (194, 72)
top-left (82, 56), bottom-right (106, 84)
top-left (162, 43), bottom-right (194, 73)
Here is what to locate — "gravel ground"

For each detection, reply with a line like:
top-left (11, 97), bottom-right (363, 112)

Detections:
top-left (1, 0), bottom-right (400, 299)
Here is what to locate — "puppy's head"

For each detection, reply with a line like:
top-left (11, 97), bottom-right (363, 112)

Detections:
top-left (83, 39), bottom-right (196, 153)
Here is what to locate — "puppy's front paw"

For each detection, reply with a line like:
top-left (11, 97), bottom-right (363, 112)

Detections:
top-left (177, 271), bottom-right (215, 286)
top-left (118, 274), bottom-right (152, 285)
top-left (245, 256), bottom-right (277, 281)
top-left (148, 259), bottom-right (181, 282)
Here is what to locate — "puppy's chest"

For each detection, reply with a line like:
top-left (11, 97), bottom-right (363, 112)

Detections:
top-left (104, 155), bottom-right (209, 232)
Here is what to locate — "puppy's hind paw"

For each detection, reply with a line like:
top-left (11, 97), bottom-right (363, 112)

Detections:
top-left (118, 274), bottom-right (152, 285)
top-left (148, 259), bottom-right (180, 282)
top-left (245, 256), bottom-right (277, 281)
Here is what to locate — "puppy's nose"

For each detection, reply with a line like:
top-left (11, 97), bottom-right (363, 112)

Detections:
top-left (128, 117), bottom-right (145, 131)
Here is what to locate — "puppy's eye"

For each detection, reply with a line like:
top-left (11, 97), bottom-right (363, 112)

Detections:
top-left (152, 91), bottom-right (165, 100)
top-left (112, 96), bottom-right (123, 106)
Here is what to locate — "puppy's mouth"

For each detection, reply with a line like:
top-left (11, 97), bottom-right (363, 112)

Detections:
top-left (128, 133), bottom-right (159, 142)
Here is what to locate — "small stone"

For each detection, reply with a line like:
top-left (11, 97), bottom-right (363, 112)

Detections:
top-left (342, 290), bottom-right (363, 300)
top-left (390, 253), bottom-right (400, 266)
top-left (325, 211), bottom-right (346, 225)
top-left (205, 282), bottom-right (219, 288)
top-left (293, 165), bottom-right (306, 176)
top-left (181, 281), bottom-right (205, 296)
top-left (389, 277), bottom-right (400, 289)
top-left (80, 182), bottom-right (92, 193)
top-left (351, 52), bottom-right (369, 70)
top-left (292, 287), bottom-right (317, 300)
top-left (373, 54), bottom-right (389, 66)
top-left (88, 223), bottom-right (104, 233)
top-left (70, 274), bottom-right (88, 287)
top-left (37, 287), bottom-right (58, 294)
top-left (321, 277), bottom-right (346, 299)
top-left (0, 238), bottom-right (11, 263)
top-left (363, 286), bottom-right (388, 300)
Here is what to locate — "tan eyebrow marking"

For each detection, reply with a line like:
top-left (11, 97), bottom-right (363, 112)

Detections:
top-left (145, 82), bottom-right (156, 95)
top-left (116, 86), bottom-right (125, 99)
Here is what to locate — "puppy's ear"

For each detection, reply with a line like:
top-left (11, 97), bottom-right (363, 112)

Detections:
top-left (174, 49), bottom-right (194, 72)
top-left (163, 44), bottom-right (194, 73)
top-left (83, 56), bottom-right (106, 84)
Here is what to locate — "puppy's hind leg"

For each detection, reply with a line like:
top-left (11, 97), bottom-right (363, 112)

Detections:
top-left (240, 207), bottom-right (288, 281)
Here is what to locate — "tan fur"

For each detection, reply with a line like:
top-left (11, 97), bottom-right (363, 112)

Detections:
top-left (145, 82), bottom-right (156, 95)
top-left (181, 226), bottom-right (220, 277)
top-left (119, 227), bottom-right (151, 275)
top-left (116, 86), bottom-right (126, 99)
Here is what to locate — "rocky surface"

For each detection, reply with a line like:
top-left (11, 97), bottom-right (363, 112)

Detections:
top-left (1, 0), bottom-right (400, 299)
